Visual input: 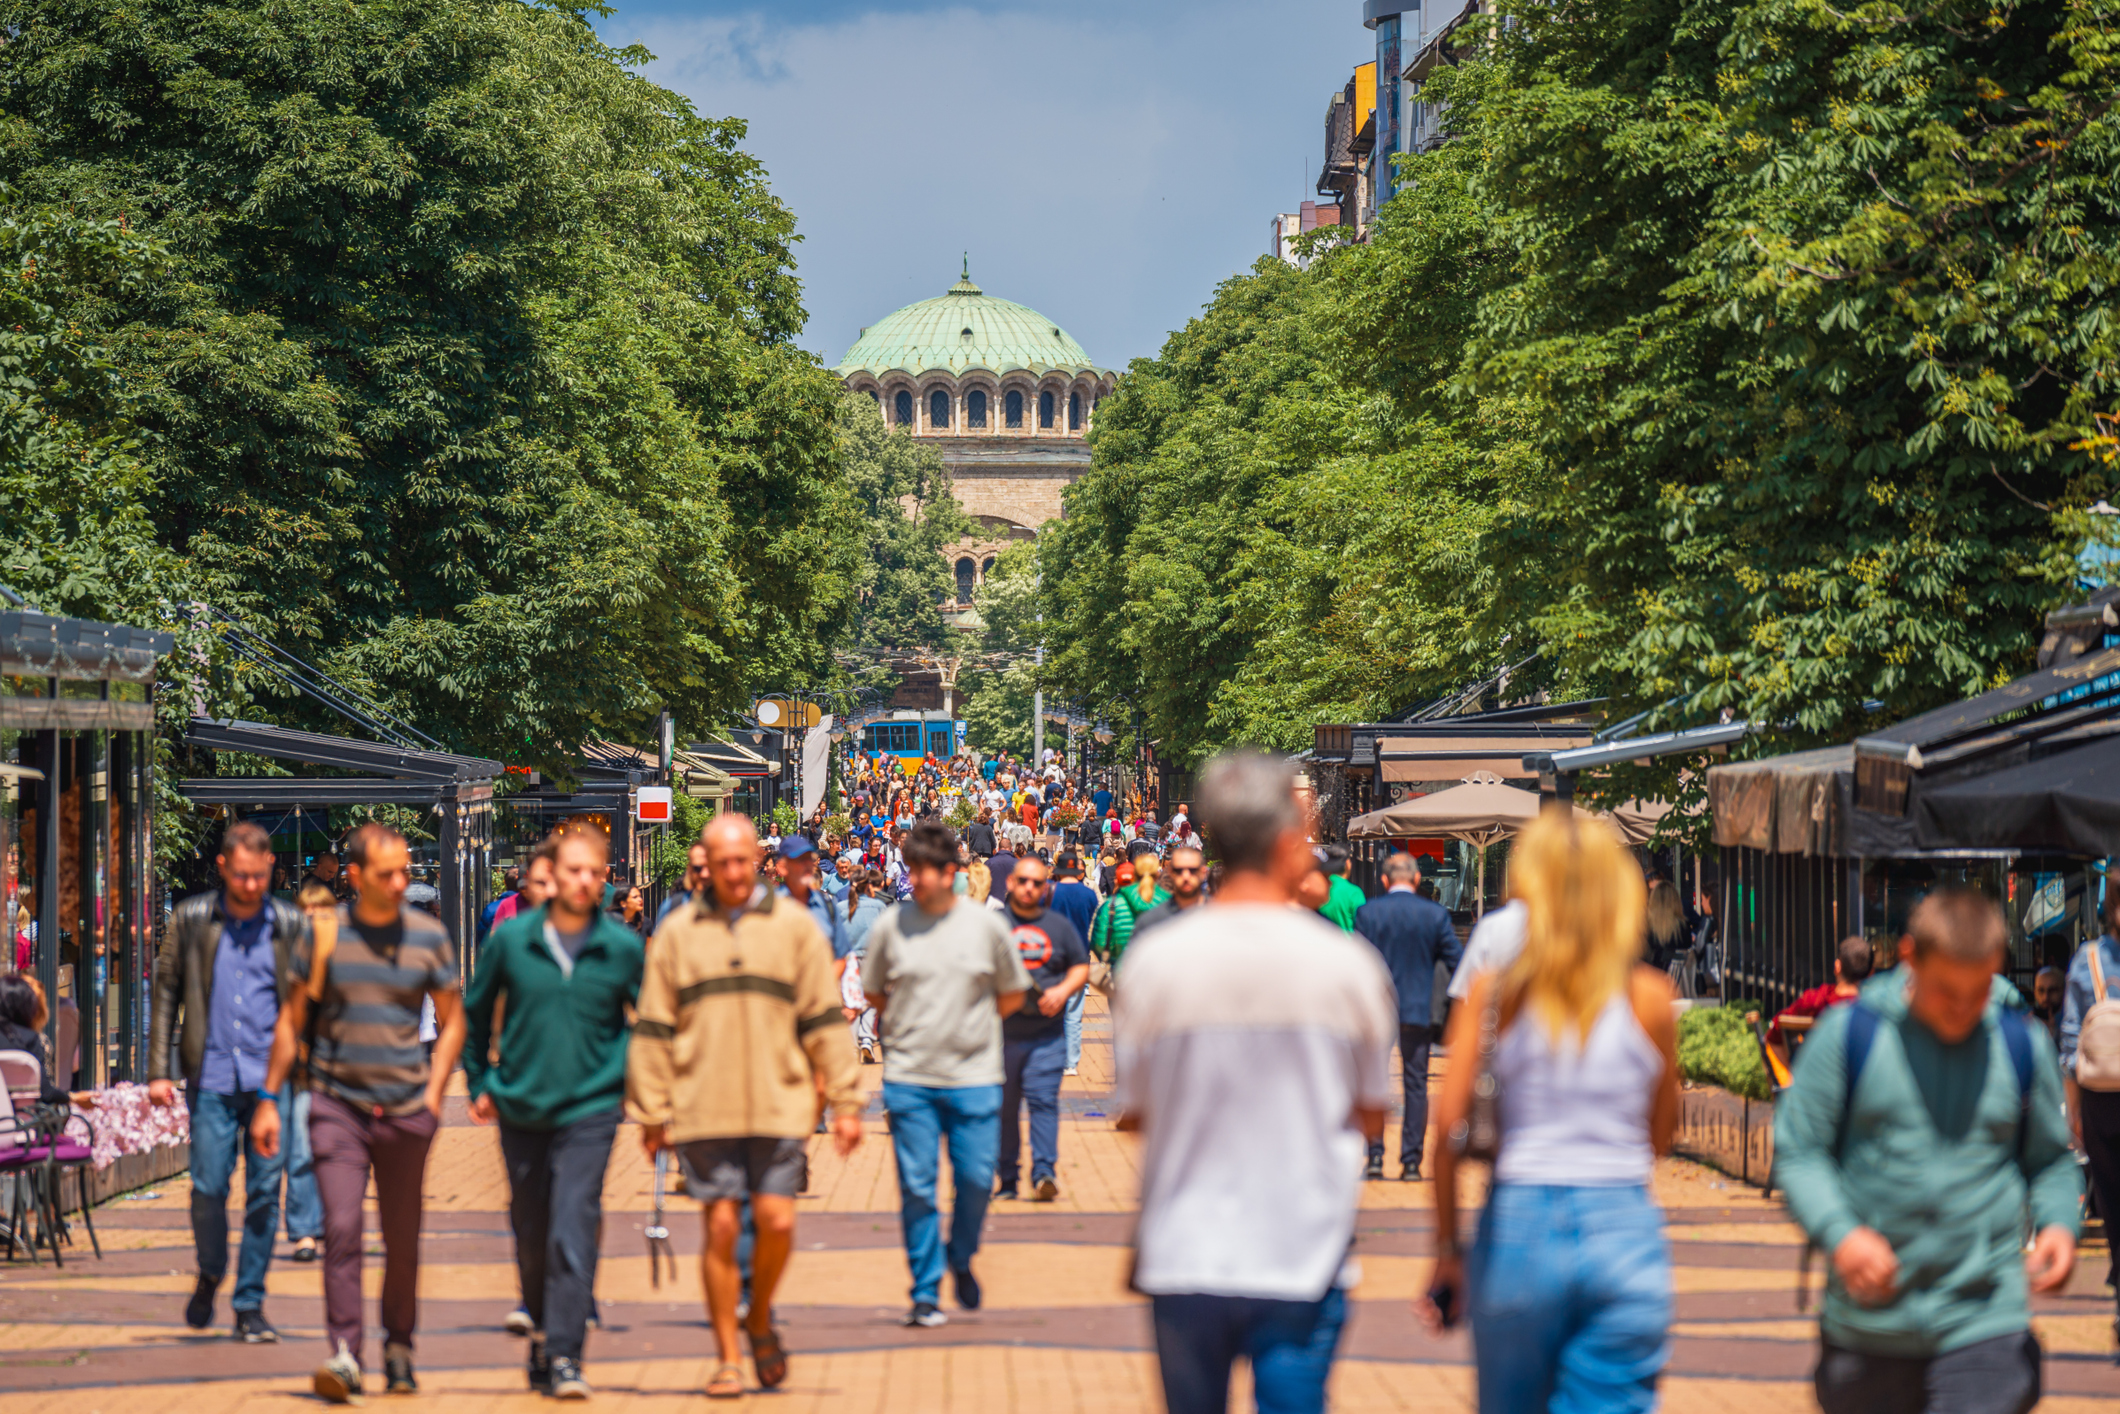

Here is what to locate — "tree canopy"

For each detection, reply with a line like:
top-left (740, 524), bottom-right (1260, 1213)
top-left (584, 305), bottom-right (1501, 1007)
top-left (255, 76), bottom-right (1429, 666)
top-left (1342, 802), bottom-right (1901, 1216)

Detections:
top-left (0, 0), bottom-right (858, 770)
top-left (1037, 0), bottom-right (2120, 808)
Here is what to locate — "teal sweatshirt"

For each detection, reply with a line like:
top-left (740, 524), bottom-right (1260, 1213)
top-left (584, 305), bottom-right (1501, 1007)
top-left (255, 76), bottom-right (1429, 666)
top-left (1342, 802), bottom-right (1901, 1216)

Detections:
top-left (462, 905), bottom-right (644, 1131)
top-left (1774, 970), bottom-right (2081, 1357)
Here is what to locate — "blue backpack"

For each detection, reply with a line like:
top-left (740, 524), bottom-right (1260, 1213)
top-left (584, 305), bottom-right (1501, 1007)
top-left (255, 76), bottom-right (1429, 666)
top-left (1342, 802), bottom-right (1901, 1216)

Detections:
top-left (1838, 1000), bottom-right (2035, 1158)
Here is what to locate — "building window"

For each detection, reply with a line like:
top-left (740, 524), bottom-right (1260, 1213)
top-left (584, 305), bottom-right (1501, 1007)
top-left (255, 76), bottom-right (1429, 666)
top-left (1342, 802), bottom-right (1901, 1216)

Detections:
top-left (895, 391), bottom-right (913, 426)
top-left (1005, 389), bottom-right (1023, 428)
top-left (967, 390), bottom-right (987, 428)
top-left (930, 389), bottom-right (950, 429)
top-left (981, 557), bottom-right (995, 576)
top-left (955, 557), bottom-right (976, 602)
top-left (1069, 392), bottom-right (1081, 430)
top-left (1039, 391), bottom-right (1055, 428)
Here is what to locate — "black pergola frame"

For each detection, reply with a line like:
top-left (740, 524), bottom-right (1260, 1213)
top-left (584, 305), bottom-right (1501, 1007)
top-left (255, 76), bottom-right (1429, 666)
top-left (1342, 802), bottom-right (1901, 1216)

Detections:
top-left (182, 717), bottom-right (502, 963)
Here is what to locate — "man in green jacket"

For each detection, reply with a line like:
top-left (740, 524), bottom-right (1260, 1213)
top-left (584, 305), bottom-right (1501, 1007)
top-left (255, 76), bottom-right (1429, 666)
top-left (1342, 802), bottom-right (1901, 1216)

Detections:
top-left (464, 826), bottom-right (644, 1401)
top-left (1776, 886), bottom-right (2080, 1414)
top-left (1317, 845), bottom-right (1367, 933)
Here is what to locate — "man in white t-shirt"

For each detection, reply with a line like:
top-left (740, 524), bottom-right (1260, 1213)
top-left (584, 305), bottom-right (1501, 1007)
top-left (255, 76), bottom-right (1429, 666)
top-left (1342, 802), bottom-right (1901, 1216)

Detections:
top-left (1446, 898), bottom-right (1527, 1002)
top-left (1116, 752), bottom-right (1395, 1414)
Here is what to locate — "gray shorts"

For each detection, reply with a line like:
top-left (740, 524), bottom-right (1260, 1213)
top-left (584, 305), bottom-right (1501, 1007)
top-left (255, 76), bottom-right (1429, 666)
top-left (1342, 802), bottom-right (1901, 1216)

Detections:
top-left (675, 1137), bottom-right (808, 1202)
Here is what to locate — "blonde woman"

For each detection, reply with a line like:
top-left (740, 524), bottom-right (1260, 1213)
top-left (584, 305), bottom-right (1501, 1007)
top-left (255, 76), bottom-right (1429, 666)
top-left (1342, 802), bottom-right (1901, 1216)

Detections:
top-left (1421, 810), bottom-right (1679, 1414)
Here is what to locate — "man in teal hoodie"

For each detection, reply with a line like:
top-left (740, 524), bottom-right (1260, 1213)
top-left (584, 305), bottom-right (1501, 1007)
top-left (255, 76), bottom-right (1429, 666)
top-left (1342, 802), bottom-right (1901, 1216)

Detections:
top-left (1776, 886), bottom-right (2080, 1414)
top-left (465, 826), bottom-right (644, 1400)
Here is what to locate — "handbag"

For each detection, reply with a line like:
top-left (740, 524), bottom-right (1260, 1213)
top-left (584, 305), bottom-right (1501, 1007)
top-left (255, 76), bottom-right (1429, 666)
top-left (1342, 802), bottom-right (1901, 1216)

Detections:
top-left (1447, 980), bottom-right (1503, 1164)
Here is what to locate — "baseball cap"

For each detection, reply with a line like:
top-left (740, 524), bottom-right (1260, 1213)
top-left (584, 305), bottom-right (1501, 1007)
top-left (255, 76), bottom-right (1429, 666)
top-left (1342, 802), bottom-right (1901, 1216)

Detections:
top-left (776, 835), bottom-right (817, 860)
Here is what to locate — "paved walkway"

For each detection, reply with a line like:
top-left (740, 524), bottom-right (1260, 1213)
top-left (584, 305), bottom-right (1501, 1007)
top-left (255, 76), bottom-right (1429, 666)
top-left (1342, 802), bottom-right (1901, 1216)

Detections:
top-left (1, 995), bottom-right (2115, 1411)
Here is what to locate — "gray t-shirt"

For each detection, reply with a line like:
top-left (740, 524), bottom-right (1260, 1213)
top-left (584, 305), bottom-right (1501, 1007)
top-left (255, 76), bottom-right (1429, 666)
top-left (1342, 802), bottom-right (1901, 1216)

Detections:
top-left (863, 897), bottom-right (1034, 1087)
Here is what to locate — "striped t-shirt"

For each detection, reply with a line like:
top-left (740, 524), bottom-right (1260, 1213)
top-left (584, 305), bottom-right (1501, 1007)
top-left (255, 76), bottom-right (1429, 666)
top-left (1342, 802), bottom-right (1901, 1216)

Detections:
top-left (292, 905), bottom-right (458, 1116)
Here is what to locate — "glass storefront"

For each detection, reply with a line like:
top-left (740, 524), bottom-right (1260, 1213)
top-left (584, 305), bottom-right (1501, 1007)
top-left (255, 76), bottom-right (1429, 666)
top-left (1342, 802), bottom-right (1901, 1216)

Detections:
top-left (2, 612), bottom-right (170, 1086)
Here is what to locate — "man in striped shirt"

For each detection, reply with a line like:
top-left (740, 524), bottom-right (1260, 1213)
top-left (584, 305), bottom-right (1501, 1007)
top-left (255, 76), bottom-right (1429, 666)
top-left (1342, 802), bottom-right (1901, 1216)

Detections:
top-left (254, 822), bottom-right (467, 1405)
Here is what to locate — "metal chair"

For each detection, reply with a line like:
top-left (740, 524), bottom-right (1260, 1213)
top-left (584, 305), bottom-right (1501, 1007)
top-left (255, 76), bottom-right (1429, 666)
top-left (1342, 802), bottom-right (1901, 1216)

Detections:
top-left (0, 1050), bottom-right (98, 1264)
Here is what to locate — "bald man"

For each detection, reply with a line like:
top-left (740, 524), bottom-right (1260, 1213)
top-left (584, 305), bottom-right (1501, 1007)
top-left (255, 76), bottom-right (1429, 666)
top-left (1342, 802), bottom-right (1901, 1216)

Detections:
top-left (627, 814), bottom-right (862, 1398)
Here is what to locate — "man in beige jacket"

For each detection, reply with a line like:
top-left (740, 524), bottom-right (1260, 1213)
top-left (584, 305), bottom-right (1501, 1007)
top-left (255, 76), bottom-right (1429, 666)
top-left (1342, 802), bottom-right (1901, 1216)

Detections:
top-left (627, 814), bottom-right (862, 1400)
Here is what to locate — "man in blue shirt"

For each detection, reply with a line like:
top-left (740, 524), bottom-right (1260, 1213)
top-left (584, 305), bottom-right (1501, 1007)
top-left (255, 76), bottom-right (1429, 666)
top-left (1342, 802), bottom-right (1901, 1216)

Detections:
top-left (1351, 852), bottom-right (1463, 1181)
top-left (1091, 786), bottom-right (1113, 819)
top-left (147, 820), bottom-right (306, 1342)
top-left (1048, 855), bottom-right (1101, 1076)
top-left (775, 836), bottom-right (849, 962)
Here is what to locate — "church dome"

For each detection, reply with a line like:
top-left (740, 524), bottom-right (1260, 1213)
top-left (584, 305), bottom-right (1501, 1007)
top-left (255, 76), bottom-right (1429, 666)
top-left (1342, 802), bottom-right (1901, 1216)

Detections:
top-left (835, 265), bottom-right (1104, 379)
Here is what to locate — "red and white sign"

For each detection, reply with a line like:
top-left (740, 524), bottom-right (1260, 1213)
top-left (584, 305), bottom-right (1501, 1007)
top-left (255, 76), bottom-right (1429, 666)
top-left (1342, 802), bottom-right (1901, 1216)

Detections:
top-left (635, 786), bottom-right (673, 823)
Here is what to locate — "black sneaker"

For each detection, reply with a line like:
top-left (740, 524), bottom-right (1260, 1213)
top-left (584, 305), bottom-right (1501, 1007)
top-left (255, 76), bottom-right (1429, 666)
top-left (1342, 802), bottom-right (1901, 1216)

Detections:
top-left (384, 1341), bottom-right (417, 1394)
top-left (550, 1356), bottom-right (591, 1400)
top-left (952, 1264), bottom-right (981, 1311)
top-left (185, 1273), bottom-right (219, 1330)
top-left (993, 1185), bottom-right (1018, 1201)
top-left (1362, 1157), bottom-right (1385, 1180)
top-left (903, 1301), bottom-right (948, 1328)
top-left (233, 1308), bottom-right (279, 1344)
top-left (528, 1335), bottom-right (552, 1393)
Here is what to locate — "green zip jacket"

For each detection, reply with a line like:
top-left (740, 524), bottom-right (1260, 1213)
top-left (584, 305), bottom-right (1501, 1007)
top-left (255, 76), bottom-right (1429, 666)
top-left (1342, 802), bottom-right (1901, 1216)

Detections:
top-left (1093, 882), bottom-right (1168, 971)
top-left (1774, 971), bottom-right (2081, 1358)
top-left (463, 904), bottom-right (644, 1131)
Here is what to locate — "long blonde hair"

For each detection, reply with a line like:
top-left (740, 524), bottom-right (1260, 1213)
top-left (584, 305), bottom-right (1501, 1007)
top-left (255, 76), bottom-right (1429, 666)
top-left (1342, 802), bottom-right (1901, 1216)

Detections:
top-left (1503, 809), bottom-right (1646, 1042)
top-left (1644, 878), bottom-right (1684, 948)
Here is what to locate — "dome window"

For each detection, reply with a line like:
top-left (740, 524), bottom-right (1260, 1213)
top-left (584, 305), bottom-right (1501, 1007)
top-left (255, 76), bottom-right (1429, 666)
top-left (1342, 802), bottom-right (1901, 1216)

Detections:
top-left (930, 389), bottom-right (950, 429)
top-left (1039, 391), bottom-right (1055, 429)
top-left (961, 327), bottom-right (974, 339)
top-left (1069, 392), bottom-right (1082, 430)
top-left (1005, 390), bottom-right (1024, 428)
top-left (955, 557), bottom-right (977, 603)
top-left (967, 390), bottom-right (987, 428)
top-left (895, 391), bottom-right (914, 427)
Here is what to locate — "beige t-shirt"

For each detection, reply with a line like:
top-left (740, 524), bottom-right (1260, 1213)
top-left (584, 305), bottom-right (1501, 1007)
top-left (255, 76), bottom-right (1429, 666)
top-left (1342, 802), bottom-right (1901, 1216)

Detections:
top-left (863, 897), bottom-right (1033, 1087)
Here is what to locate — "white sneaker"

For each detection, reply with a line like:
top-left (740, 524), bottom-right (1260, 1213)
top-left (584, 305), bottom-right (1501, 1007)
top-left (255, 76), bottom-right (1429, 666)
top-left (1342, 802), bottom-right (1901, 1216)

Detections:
top-left (1063, 1067), bottom-right (1078, 1076)
top-left (313, 1340), bottom-right (363, 1404)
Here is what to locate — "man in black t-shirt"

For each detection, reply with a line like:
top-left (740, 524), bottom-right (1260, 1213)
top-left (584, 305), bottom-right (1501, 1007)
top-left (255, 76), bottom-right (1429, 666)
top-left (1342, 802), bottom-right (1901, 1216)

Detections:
top-left (996, 857), bottom-right (1090, 1202)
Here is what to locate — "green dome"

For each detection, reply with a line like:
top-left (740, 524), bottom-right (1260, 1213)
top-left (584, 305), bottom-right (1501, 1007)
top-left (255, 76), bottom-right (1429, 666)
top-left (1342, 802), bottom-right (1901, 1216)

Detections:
top-left (835, 266), bottom-right (1103, 380)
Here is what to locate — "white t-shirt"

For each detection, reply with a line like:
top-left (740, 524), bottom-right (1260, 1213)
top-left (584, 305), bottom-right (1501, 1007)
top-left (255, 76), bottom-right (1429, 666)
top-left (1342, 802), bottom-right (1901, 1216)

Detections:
top-left (1115, 902), bottom-right (1395, 1301)
top-left (1447, 899), bottom-right (1527, 1000)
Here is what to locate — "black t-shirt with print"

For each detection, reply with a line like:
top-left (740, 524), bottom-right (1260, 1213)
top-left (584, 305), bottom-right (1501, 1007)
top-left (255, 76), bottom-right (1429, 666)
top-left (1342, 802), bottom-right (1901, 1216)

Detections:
top-left (1000, 907), bottom-right (1089, 1042)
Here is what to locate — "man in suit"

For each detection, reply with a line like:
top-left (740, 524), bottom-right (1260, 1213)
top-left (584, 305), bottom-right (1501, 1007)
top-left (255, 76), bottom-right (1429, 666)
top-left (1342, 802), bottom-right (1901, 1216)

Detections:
top-left (1352, 852), bottom-right (1463, 1181)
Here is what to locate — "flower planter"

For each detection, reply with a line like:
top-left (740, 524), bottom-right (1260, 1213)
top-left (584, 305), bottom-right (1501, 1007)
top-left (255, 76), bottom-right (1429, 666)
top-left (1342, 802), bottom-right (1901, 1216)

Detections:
top-left (1673, 1081), bottom-right (1775, 1189)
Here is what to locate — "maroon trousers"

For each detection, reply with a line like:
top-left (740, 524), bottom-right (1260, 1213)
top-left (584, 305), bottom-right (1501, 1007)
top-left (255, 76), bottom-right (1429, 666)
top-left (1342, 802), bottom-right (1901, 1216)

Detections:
top-left (308, 1090), bottom-right (439, 1359)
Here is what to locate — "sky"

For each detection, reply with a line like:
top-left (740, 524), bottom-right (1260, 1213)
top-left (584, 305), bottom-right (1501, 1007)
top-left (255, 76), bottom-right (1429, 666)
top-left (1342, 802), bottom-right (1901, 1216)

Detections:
top-left (596, 0), bottom-right (1372, 371)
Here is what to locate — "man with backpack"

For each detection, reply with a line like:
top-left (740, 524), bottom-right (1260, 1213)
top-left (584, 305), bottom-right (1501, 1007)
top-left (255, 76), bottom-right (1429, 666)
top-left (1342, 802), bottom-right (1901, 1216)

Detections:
top-left (2061, 878), bottom-right (2120, 1363)
top-left (1776, 887), bottom-right (2080, 1413)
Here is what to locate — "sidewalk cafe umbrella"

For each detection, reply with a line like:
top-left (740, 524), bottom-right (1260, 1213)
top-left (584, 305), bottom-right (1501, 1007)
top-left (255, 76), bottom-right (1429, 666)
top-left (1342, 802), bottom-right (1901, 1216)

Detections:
top-left (1910, 732), bottom-right (2120, 857)
top-left (1346, 781), bottom-right (1548, 917)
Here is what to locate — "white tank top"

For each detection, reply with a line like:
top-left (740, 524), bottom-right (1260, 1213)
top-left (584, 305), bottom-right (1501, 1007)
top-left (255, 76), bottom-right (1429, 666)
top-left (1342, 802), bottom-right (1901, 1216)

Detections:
top-left (1491, 990), bottom-right (1661, 1186)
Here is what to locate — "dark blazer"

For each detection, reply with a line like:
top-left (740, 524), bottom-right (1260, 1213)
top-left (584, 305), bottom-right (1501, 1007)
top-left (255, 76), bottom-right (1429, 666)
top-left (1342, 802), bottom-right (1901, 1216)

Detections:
top-left (148, 890), bottom-right (307, 1086)
top-left (1353, 889), bottom-right (1464, 1027)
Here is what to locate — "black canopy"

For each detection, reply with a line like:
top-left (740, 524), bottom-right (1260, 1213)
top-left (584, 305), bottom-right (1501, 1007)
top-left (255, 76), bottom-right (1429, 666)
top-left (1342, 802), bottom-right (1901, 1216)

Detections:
top-left (1911, 733), bottom-right (2120, 857)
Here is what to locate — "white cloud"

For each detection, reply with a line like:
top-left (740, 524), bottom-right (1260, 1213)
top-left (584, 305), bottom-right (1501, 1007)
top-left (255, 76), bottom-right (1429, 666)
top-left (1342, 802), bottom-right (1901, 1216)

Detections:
top-left (600, 1), bottom-right (1369, 369)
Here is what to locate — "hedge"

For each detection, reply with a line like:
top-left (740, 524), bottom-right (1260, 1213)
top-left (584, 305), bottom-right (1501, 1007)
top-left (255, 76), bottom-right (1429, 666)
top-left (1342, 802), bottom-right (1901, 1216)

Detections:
top-left (1676, 1001), bottom-right (1771, 1101)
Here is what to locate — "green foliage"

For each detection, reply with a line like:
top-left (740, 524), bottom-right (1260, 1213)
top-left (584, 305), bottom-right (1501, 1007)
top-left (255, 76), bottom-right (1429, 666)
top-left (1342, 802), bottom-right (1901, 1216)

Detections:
top-left (1035, 0), bottom-right (2120, 810)
top-left (1677, 1001), bottom-right (1771, 1101)
top-left (837, 393), bottom-right (972, 649)
top-left (943, 795), bottom-right (976, 831)
top-left (962, 658), bottom-right (1037, 759)
top-left (0, 0), bottom-right (859, 772)
top-left (769, 800), bottom-right (799, 836)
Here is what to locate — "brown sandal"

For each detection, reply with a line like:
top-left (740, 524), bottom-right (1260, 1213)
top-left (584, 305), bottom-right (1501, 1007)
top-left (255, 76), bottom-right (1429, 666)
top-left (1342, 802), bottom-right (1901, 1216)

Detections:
top-left (746, 1323), bottom-right (789, 1389)
top-left (706, 1362), bottom-right (745, 1399)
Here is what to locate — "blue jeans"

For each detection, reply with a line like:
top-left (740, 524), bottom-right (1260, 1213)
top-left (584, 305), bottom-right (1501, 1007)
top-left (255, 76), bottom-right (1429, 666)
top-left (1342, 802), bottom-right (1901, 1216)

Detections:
top-left (187, 1087), bottom-right (284, 1312)
top-left (283, 1087), bottom-right (322, 1241)
top-left (1150, 1288), bottom-right (1347, 1414)
top-left (884, 1081), bottom-right (1000, 1304)
top-left (1064, 987), bottom-right (1086, 1070)
top-left (1000, 1032), bottom-right (1066, 1189)
top-left (1468, 1184), bottom-right (1671, 1414)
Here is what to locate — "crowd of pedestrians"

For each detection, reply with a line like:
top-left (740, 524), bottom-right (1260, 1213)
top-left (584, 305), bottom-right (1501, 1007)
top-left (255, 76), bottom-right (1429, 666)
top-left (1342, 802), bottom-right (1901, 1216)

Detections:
top-left (137, 736), bottom-right (2114, 1414)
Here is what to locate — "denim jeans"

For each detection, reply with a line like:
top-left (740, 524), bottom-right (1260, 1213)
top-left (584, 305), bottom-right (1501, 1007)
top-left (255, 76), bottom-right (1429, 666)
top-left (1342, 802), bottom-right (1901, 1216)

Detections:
top-left (1468, 1183), bottom-right (1671, 1414)
top-left (999, 1031), bottom-right (1066, 1189)
top-left (499, 1109), bottom-right (620, 1362)
top-left (282, 1087), bottom-right (322, 1241)
top-left (1063, 986), bottom-right (1086, 1070)
top-left (187, 1087), bottom-right (284, 1313)
top-left (884, 1081), bottom-right (1000, 1304)
top-left (1150, 1287), bottom-right (1348, 1414)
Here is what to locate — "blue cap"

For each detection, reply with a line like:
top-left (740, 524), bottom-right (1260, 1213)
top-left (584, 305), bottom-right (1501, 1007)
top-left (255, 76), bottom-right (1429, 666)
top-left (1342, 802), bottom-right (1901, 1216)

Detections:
top-left (776, 835), bottom-right (816, 860)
